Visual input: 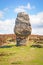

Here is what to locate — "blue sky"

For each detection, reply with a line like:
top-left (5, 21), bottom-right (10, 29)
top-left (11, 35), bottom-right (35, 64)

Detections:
top-left (0, 0), bottom-right (43, 35)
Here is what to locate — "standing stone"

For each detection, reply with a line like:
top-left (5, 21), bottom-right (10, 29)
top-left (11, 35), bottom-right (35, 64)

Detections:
top-left (14, 12), bottom-right (32, 46)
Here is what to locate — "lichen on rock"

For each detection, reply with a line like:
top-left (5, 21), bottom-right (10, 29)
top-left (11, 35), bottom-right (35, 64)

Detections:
top-left (14, 12), bottom-right (32, 46)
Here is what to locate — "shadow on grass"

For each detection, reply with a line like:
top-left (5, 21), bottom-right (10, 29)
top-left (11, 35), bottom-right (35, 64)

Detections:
top-left (31, 44), bottom-right (43, 48)
top-left (0, 52), bottom-right (16, 56)
top-left (11, 61), bottom-right (23, 64)
top-left (0, 45), bottom-right (14, 48)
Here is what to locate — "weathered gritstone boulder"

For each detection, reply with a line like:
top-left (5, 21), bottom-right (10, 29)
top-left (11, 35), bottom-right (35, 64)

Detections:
top-left (14, 12), bottom-right (32, 46)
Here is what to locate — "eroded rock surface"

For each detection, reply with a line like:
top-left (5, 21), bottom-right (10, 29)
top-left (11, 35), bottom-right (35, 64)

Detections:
top-left (14, 12), bottom-right (32, 46)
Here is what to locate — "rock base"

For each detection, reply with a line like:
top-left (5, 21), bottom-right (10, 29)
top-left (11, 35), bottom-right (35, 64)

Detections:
top-left (16, 36), bottom-right (29, 46)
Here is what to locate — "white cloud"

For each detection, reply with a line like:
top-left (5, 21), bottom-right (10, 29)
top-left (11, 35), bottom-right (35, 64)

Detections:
top-left (0, 8), bottom-right (9, 19)
top-left (0, 19), bottom-right (15, 34)
top-left (3, 8), bottom-right (9, 11)
top-left (14, 7), bottom-right (26, 13)
top-left (32, 28), bottom-right (43, 35)
top-left (30, 12), bottom-right (43, 25)
top-left (0, 9), bottom-right (43, 35)
top-left (25, 3), bottom-right (35, 10)
top-left (30, 11), bottom-right (43, 35)
top-left (0, 11), bottom-right (4, 18)
top-left (14, 3), bottom-right (35, 13)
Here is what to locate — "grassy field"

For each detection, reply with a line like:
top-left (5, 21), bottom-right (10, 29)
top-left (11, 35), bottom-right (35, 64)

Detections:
top-left (0, 41), bottom-right (43, 65)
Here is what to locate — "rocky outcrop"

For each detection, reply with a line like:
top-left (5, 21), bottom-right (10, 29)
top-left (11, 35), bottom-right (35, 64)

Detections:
top-left (14, 12), bottom-right (32, 46)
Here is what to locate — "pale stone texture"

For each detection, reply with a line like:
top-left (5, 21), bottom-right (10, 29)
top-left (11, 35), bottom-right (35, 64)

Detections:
top-left (14, 12), bottom-right (32, 46)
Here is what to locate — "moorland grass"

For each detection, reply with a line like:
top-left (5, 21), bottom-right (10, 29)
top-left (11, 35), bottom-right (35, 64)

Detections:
top-left (0, 41), bottom-right (43, 65)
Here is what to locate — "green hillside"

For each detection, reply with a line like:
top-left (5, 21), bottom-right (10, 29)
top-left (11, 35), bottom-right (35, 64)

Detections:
top-left (0, 41), bottom-right (43, 65)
